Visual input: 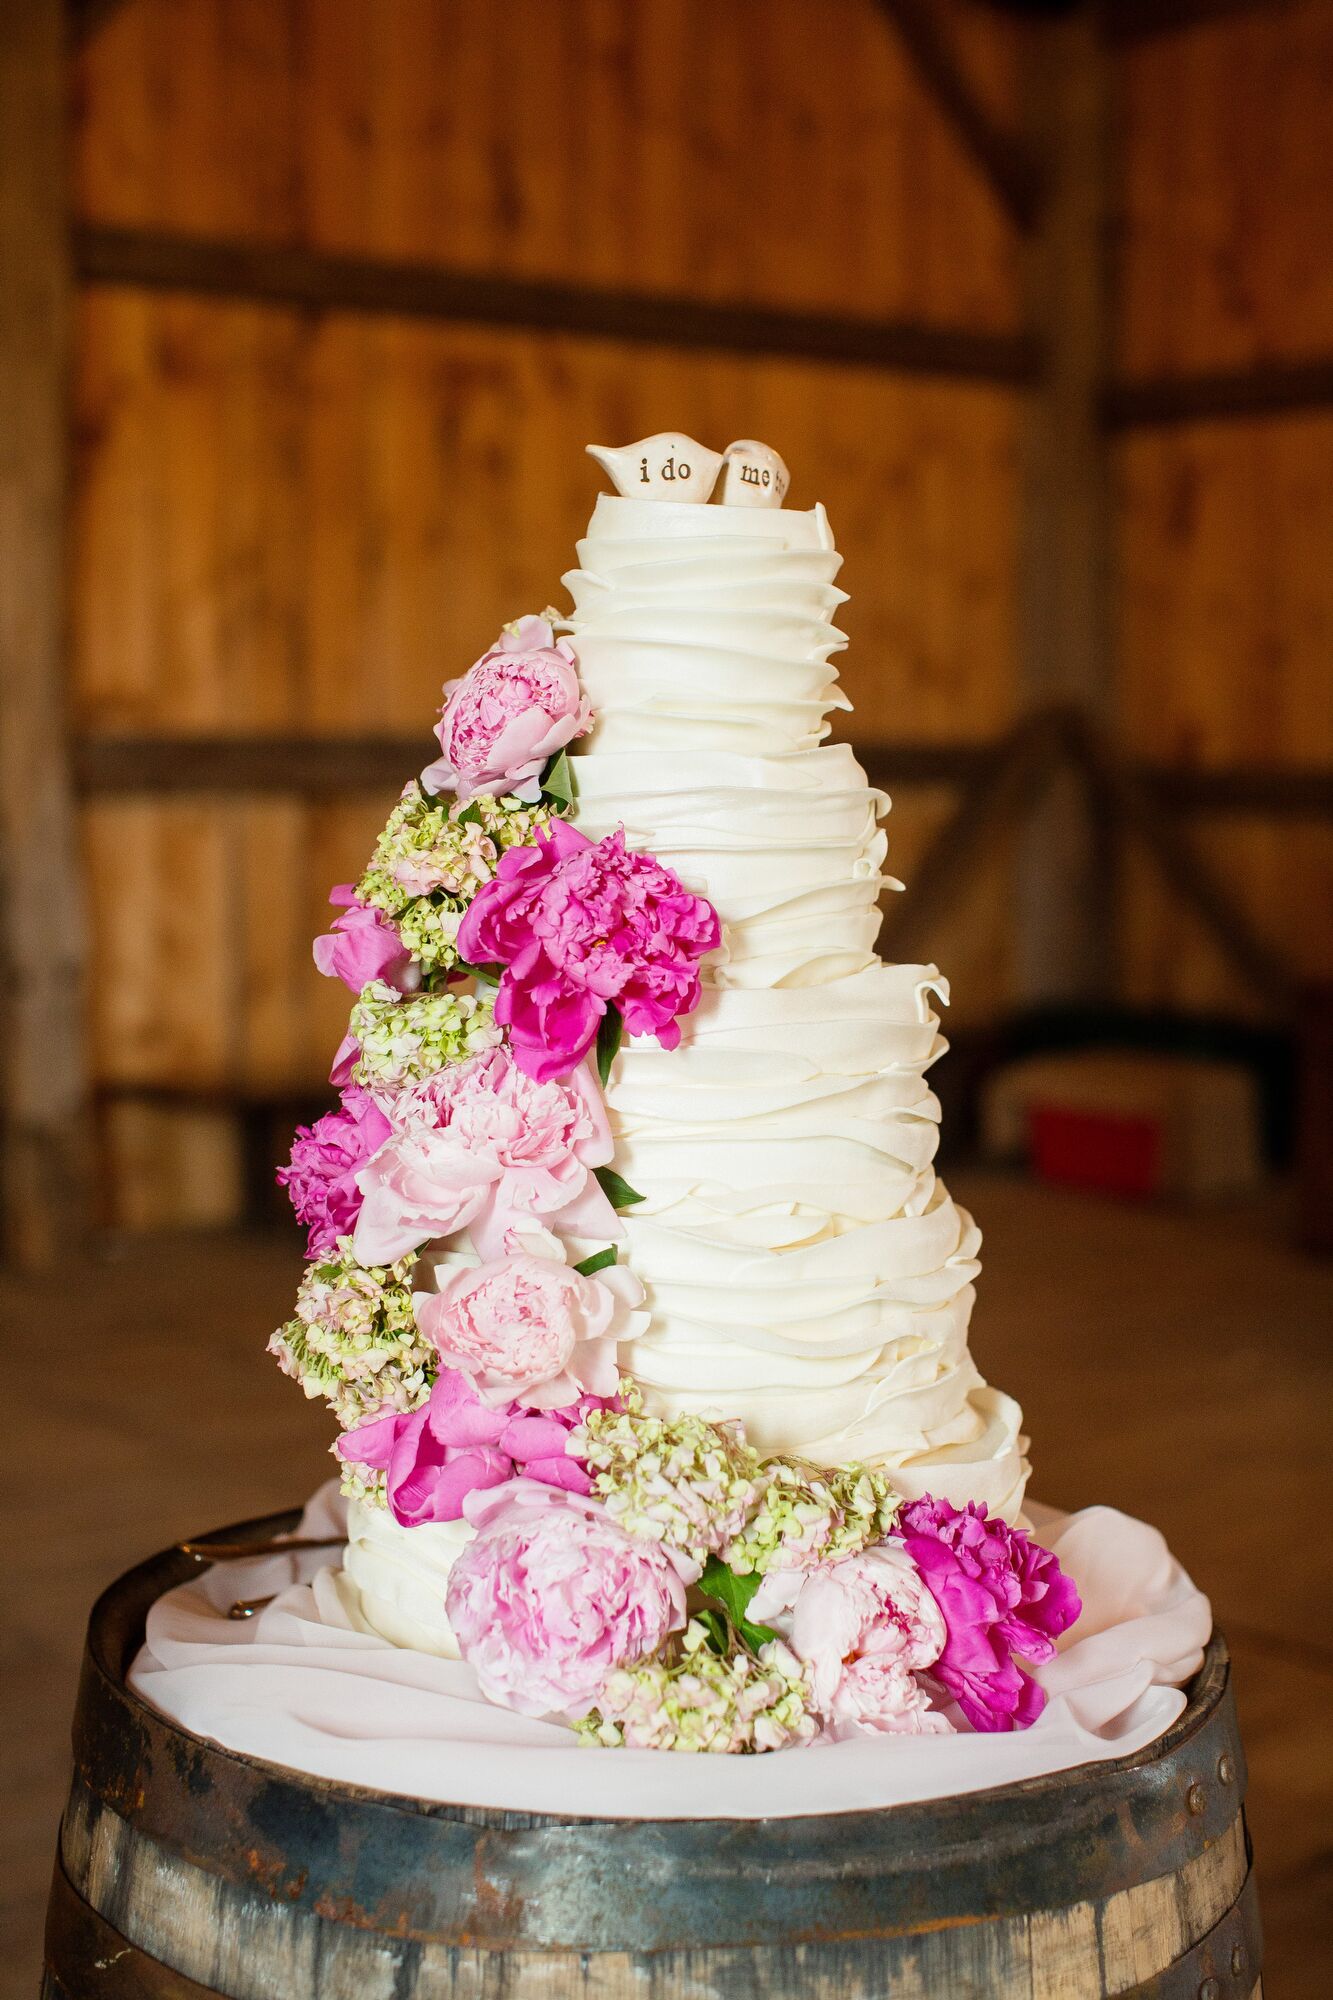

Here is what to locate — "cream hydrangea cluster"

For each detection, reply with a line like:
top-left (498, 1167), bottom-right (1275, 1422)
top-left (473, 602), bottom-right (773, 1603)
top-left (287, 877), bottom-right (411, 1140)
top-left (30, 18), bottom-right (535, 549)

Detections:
top-left (577, 1619), bottom-right (817, 1754)
top-left (574, 1400), bottom-right (761, 1559)
top-left (358, 785), bottom-right (552, 976)
top-left (724, 1460), bottom-right (901, 1576)
top-left (268, 1241), bottom-right (431, 1430)
top-left (350, 982), bottom-right (500, 1090)
top-left (574, 1395), bottom-right (897, 1573)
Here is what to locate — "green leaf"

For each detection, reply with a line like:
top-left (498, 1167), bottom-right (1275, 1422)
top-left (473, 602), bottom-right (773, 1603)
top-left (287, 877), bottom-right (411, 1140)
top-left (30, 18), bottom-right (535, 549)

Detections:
top-left (541, 749), bottom-right (575, 807)
top-left (454, 802), bottom-right (484, 828)
top-left (596, 1006), bottom-right (624, 1088)
top-left (693, 1607), bottom-right (730, 1657)
top-left (698, 1557), bottom-right (779, 1649)
top-left (455, 958), bottom-right (503, 985)
top-left (594, 1165), bottom-right (646, 1211)
top-left (573, 1246), bottom-right (617, 1277)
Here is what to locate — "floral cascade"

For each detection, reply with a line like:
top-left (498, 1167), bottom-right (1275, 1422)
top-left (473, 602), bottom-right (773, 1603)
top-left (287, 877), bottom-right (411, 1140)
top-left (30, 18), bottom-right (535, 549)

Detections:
top-left (271, 613), bottom-right (1080, 1752)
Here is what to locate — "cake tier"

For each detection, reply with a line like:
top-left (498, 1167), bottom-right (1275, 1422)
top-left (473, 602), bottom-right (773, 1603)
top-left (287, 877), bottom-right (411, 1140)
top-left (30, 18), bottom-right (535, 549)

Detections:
top-left (341, 1498), bottom-right (468, 1659)
top-left (566, 491), bottom-right (1028, 1521)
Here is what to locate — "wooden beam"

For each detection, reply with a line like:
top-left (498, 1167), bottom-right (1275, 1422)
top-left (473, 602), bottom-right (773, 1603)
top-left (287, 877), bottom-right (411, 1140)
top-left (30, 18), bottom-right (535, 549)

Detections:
top-left (873, 0), bottom-right (1043, 231)
top-left (72, 223), bottom-right (1041, 384)
top-left (72, 734), bottom-right (429, 797)
top-left (0, 0), bottom-right (91, 1268)
top-left (1140, 764), bottom-right (1333, 818)
top-left (1015, 8), bottom-right (1116, 1005)
top-left (1103, 360), bottom-right (1333, 428)
top-left (66, 0), bottom-right (133, 46)
top-left (1102, 0), bottom-right (1302, 44)
top-left (878, 711), bottom-right (1071, 963)
top-left (1064, 712), bottom-right (1299, 1005)
top-left (71, 732), bottom-right (1333, 817)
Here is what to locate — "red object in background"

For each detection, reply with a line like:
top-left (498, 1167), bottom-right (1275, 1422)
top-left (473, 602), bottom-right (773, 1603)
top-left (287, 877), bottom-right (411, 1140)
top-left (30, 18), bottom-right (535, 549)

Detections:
top-left (1029, 1103), bottom-right (1163, 1200)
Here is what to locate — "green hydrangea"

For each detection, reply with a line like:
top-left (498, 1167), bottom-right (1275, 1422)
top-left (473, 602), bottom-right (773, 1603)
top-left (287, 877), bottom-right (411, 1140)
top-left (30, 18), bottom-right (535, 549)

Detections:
top-left (350, 980), bottom-right (500, 1089)
top-left (358, 784), bottom-right (552, 976)
top-left (575, 1401), bottom-right (762, 1565)
top-left (268, 1240), bottom-right (432, 1430)
top-left (577, 1620), bottom-right (817, 1754)
top-left (722, 1459), bottom-right (900, 1576)
top-left (337, 1460), bottom-right (388, 1510)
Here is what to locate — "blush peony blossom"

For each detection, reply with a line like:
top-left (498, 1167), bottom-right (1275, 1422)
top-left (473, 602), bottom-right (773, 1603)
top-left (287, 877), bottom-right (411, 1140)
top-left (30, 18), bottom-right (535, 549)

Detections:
top-left (312, 885), bottom-right (417, 994)
top-left (415, 1243), bottom-right (645, 1409)
top-left (421, 615), bottom-right (592, 805)
top-left (750, 1542), bottom-right (951, 1740)
top-left (277, 1087), bottom-right (392, 1259)
top-left (445, 1478), bottom-right (690, 1718)
top-left (351, 1046), bottom-right (621, 1266)
top-left (334, 1369), bottom-right (611, 1526)
top-left (898, 1497), bottom-right (1081, 1733)
top-left (457, 819), bottom-right (722, 1082)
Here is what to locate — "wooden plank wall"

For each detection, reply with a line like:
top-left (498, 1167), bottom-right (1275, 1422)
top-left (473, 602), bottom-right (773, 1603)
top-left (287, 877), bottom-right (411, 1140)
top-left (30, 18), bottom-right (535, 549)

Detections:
top-left (70, 0), bottom-right (1028, 1226)
top-left (1112, 0), bottom-right (1333, 1017)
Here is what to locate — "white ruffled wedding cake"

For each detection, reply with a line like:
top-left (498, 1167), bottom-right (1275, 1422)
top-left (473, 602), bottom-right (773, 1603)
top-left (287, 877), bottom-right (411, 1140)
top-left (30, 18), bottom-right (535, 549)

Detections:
top-left (340, 439), bottom-right (1027, 1657)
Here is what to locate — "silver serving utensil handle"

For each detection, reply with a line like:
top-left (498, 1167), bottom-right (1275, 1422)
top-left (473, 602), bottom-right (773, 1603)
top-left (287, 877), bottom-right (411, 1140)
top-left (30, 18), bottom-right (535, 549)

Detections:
top-left (177, 1534), bottom-right (347, 1563)
top-left (227, 1594), bottom-right (277, 1620)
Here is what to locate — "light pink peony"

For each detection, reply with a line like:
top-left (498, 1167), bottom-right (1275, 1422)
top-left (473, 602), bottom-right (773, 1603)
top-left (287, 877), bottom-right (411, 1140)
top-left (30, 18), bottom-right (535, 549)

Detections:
top-left (415, 1247), bottom-right (643, 1409)
top-left (898, 1496), bottom-right (1081, 1733)
top-left (277, 1086), bottom-right (392, 1259)
top-left (751, 1543), bottom-right (951, 1740)
top-left (334, 1370), bottom-right (610, 1526)
top-left (446, 1478), bottom-right (689, 1717)
top-left (421, 615), bottom-right (592, 805)
top-left (456, 819), bottom-right (721, 1082)
top-left (351, 1046), bottom-right (620, 1266)
top-left (312, 886), bottom-right (416, 994)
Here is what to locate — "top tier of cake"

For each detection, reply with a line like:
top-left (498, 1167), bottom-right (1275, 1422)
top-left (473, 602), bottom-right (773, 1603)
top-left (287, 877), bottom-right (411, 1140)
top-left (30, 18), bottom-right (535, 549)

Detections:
top-left (563, 488), bottom-right (1029, 1522)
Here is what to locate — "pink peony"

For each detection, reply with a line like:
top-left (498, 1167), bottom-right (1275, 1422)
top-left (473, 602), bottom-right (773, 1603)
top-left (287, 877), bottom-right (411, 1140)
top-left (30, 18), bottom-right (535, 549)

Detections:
top-left (351, 1045), bottom-right (620, 1266)
top-left (421, 615), bottom-right (592, 805)
top-left (312, 885), bottom-right (416, 994)
top-left (898, 1497), bottom-right (1082, 1733)
top-left (445, 1478), bottom-right (689, 1717)
top-left (415, 1247), bottom-right (644, 1409)
top-left (329, 1031), bottom-right (360, 1088)
top-left (457, 819), bottom-right (721, 1082)
top-left (751, 1543), bottom-right (950, 1740)
top-left (277, 1087), bottom-right (392, 1259)
top-left (334, 1370), bottom-right (611, 1527)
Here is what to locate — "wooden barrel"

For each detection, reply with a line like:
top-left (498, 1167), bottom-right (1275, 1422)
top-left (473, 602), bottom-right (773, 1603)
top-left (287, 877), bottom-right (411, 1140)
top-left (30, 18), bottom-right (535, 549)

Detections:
top-left (44, 1509), bottom-right (1262, 2000)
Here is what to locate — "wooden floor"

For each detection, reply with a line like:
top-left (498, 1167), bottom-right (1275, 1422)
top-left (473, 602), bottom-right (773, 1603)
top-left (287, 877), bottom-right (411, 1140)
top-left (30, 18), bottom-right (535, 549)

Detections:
top-left (5, 1171), bottom-right (1330, 1996)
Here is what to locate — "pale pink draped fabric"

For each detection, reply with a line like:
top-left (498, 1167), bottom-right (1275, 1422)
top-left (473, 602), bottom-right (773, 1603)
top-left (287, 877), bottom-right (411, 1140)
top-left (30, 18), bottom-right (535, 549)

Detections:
top-left (129, 1485), bottom-right (1211, 1821)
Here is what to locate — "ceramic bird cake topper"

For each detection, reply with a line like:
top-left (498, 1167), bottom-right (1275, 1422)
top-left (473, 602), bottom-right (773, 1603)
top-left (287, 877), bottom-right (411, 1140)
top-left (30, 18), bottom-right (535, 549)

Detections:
top-left (586, 434), bottom-right (725, 503)
top-left (720, 439), bottom-right (790, 508)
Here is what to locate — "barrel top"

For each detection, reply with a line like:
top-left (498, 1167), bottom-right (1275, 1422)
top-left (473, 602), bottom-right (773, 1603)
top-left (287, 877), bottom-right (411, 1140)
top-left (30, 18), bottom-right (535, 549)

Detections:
top-left (70, 1508), bottom-right (1245, 1953)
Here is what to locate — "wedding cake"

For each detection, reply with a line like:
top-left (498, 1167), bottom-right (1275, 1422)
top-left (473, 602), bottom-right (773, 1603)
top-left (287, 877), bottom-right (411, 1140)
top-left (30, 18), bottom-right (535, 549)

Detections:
top-left (271, 435), bottom-right (1073, 1752)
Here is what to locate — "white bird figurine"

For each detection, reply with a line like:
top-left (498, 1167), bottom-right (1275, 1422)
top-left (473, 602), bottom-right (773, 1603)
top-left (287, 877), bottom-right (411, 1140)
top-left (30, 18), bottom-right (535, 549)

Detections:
top-left (586, 434), bottom-right (724, 504)
top-left (720, 439), bottom-right (790, 508)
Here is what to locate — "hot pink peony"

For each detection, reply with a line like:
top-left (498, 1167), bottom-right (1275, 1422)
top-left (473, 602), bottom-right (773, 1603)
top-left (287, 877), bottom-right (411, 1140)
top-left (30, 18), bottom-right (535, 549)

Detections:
top-left (420, 615), bottom-right (592, 805)
top-left (351, 1046), bottom-right (620, 1266)
top-left (445, 1478), bottom-right (689, 1717)
top-left (898, 1497), bottom-right (1082, 1733)
top-left (751, 1543), bottom-right (951, 1740)
top-left (277, 1087), bottom-right (392, 1259)
top-left (312, 886), bottom-right (416, 994)
top-left (415, 1247), bottom-right (644, 1409)
top-left (457, 819), bottom-right (721, 1082)
top-left (329, 1032), bottom-right (359, 1089)
top-left (334, 1369), bottom-right (610, 1527)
